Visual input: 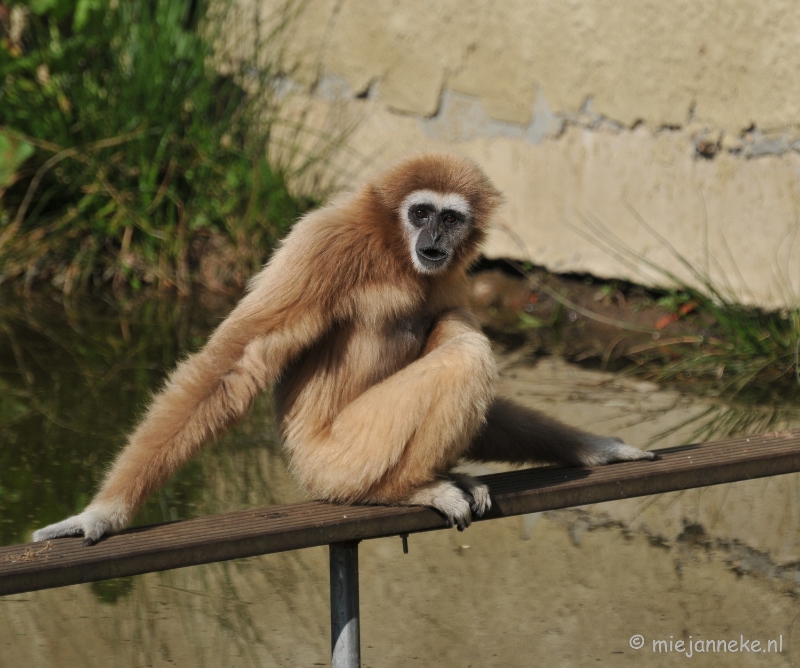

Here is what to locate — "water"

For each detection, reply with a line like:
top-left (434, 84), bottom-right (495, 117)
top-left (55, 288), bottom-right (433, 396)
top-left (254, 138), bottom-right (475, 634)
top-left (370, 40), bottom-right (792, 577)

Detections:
top-left (1, 290), bottom-right (799, 666)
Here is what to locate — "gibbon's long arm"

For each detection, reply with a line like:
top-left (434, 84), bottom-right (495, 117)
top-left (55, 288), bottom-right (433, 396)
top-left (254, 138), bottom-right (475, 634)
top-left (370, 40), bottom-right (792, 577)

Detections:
top-left (33, 224), bottom-right (336, 545)
top-left (33, 314), bottom-right (325, 545)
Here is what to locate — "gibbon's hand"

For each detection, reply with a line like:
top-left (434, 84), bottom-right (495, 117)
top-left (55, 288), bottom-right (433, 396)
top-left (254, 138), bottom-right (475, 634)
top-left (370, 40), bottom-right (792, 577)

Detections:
top-left (32, 508), bottom-right (114, 546)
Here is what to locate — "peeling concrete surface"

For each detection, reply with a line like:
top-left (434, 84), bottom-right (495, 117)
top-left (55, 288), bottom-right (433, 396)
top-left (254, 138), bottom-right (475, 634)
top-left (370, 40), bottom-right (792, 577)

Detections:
top-left (266, 0), bottom-right (800, 134)
top-left (307, 95), bottom-right (800, 307)
top-left (230, 0), bottom-right (800, 306)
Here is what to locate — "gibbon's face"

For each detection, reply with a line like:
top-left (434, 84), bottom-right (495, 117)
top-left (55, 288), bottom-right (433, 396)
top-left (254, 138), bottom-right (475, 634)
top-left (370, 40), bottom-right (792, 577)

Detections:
top-left (400, 189), bottom-right (472, 274)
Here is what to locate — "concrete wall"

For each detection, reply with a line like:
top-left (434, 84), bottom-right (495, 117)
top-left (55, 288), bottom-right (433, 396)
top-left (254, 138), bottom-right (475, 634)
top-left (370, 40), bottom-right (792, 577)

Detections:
top-left (238, 0), bottom-right (800, 307)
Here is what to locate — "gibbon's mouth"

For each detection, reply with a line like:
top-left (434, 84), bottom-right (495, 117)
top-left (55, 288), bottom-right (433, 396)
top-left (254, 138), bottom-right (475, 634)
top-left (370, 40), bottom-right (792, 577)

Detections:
top-left (417, 247), bottom-right (448, 265)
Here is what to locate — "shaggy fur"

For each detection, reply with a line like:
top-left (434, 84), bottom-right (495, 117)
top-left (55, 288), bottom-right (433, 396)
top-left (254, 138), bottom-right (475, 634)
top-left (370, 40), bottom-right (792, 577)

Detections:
top-left (33, 153), bottom-right (656, 543)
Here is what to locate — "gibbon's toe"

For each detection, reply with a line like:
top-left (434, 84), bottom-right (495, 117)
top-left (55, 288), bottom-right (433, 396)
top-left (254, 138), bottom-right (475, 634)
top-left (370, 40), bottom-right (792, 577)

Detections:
top-left (437, 487), bottom-right (474, 531)
top-left (409, 480), bottom-right (474, 531)
top-left (450, 473), bottom-right (492, 517)
top-left (32, 517), bottom-right (82, 542)
top-left (32, 520), bottom-right (80, 542)
top-left (637, 449), bottom-right (661, 461)
top-left (606, 442), bottom-right (660, 463)
top-left (468, 483), bottom-right (492, 516)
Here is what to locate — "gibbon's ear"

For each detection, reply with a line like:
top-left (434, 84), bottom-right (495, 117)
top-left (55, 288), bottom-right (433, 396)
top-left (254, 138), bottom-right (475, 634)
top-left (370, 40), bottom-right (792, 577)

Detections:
top-left (372, 153), bottom-right (504, 228)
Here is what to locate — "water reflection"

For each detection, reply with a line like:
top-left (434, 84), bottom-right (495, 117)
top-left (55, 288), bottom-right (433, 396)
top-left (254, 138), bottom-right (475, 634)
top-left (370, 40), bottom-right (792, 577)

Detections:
top-left (0, 289), bottom-right (300, 549)
top-left (1, 291), bottom-right (800, 667)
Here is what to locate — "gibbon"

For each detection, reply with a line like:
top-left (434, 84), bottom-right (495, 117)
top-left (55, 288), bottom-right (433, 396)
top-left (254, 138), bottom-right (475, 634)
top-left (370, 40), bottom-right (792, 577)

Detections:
top-left (33, 153), bottom-right (656, 543)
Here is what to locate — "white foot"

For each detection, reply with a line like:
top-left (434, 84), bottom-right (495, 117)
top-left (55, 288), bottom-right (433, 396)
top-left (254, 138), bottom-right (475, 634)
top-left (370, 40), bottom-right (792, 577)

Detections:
top-left (580, 435), bottom-right (659, 467)
top-left (405, 479), bottom-right (476, 531)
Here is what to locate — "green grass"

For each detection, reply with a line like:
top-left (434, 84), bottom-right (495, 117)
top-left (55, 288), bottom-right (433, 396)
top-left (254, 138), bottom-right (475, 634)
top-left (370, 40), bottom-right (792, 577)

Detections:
top-left (0, 0), bottom-right (333, 294)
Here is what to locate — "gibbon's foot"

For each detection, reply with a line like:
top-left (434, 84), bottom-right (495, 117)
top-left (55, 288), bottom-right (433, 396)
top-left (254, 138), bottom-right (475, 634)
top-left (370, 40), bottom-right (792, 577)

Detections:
top-left (32, 509), bottom-right (113, 546)
top-left (580, 435), bottom-right (660, 467)
top-left (405, 479), bottom-right (483, 531)
top-left (449, 473), bottom-right (492, 516)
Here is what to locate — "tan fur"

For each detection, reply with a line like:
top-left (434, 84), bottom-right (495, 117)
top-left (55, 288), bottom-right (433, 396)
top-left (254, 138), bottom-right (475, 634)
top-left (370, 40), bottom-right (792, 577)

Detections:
top-left (82, 153), bottom-right (500, 526)
top-left (33, 152), bottom-right (655, 543)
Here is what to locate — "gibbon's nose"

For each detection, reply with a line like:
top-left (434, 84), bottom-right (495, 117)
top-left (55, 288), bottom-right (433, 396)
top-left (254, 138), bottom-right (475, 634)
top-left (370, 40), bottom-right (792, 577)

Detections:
top-left (417, 225), bottom-right (442, 250)
top-left (429, 219), bottom-right (442, 243)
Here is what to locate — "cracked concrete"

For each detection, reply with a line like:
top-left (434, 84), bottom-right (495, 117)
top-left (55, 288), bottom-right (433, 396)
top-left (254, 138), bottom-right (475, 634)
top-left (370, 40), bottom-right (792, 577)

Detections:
top-left (232, 0), bottom-right (800, 307)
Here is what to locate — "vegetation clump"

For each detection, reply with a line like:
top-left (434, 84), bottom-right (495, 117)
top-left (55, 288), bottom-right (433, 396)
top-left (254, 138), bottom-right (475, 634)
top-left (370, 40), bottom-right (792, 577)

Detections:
top-left (582, 211), bottom-right (800, 406)
top-left (0, 0), bottom-right (319, 294)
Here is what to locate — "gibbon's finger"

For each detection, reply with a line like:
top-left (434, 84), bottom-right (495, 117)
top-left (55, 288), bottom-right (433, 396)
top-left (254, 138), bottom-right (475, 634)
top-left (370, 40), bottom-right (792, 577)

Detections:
top-left (32, 510), bottom-right (111, 545)
top-left (32, 517), bottom-right (84, 542)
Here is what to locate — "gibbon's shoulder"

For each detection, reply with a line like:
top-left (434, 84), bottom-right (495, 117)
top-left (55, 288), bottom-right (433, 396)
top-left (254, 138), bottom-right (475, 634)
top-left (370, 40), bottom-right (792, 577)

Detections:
top-left (288, 188), bottom-right (410, 270)
top-left (246, 186), bottom-right (415, 302)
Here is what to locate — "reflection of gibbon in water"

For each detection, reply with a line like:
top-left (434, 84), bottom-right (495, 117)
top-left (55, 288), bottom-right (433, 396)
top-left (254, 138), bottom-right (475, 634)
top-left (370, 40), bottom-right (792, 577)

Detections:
top-left (33, 153), bottom-right (657, 544)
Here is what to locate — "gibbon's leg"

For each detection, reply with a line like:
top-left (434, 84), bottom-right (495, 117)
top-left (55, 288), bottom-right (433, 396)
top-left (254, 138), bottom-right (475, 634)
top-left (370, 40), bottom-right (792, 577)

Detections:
top-left (465, 397), bottom-right (659, 467)
top-left (288, 309), bottom-right (497, 530)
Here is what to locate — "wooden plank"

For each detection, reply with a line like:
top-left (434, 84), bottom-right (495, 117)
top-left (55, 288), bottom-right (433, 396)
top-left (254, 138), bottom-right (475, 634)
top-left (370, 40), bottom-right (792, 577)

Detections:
top-left (2, 429), bottom-right (799, 596)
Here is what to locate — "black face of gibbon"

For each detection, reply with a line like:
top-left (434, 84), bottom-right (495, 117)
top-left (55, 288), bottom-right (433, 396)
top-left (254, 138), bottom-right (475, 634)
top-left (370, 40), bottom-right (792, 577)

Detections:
top-left (401, 191), bottom-right (473, 274)
top-left (408, 204), bottom-right (468, 271)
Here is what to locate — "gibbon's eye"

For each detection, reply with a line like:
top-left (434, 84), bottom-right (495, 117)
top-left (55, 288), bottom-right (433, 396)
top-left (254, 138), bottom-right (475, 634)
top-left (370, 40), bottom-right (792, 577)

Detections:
top-left (441, 210), bottom-right (462, 226)
top-left (408, 204), bottom-right (431, 226)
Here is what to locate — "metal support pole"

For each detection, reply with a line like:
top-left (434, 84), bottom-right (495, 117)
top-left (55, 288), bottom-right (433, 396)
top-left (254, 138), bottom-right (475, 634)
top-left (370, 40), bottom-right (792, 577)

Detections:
top-left (330, 541), bottom-right (361, 668)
